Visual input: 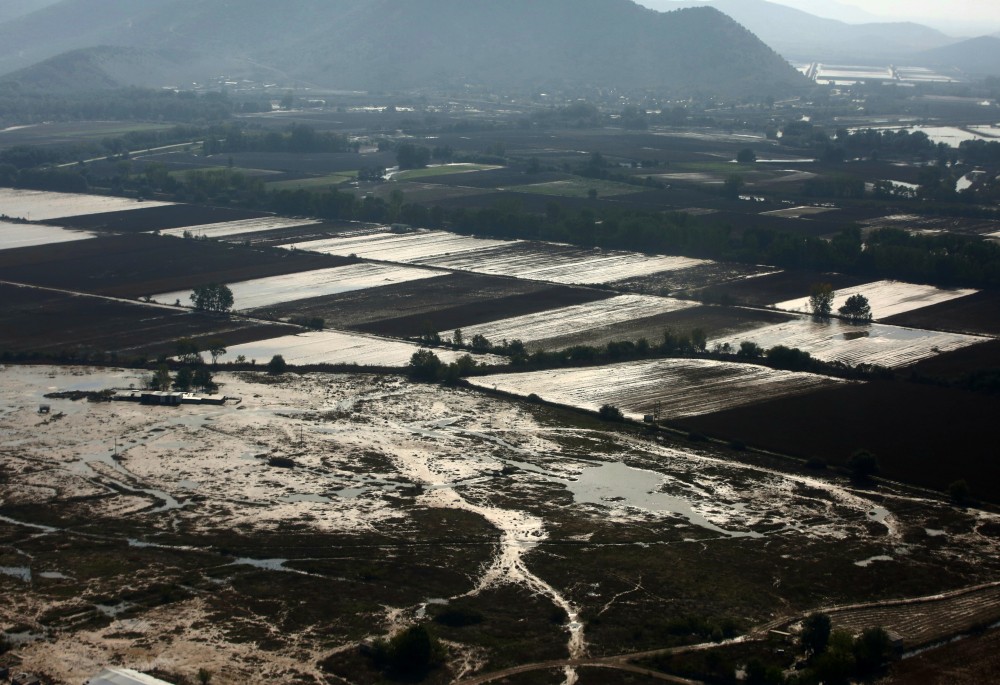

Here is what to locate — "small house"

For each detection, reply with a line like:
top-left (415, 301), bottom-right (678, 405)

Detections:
top-left (38, 404), bottom-right (50, 414)
top-left (139, 391), bottom-right (183, 406)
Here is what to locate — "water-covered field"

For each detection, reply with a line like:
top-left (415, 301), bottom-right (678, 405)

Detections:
top-left (420, 242), bottom-right (709, 285)
top-left (470, 358), bottom-right (846, 420)
top-left (287, 228), bottom-right (512, 262)
top-left (158, 216), bottom-right (321, 239)
top-left (443, 294), bottom-right (697, 346)
top-left (0, 189), bottom-right (172, 221)
top-left (222, 330), bottom-right (500, 366)
top-left (772, 280), bottom-right (977, 320)
top-left (0, 222), bottom-right (94, 251)
top-left (709, 317), bottom-right (986, 368)
top-left (151, 263), bottom-right (445, 311)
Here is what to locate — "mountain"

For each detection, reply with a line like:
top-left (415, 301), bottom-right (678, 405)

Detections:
top-left (916, 36), bottom-right (1000, 77)
top-left (0, 0), bottom-right (807, 97)
top-left (0, 0), bottom-right (60, 26)
top-left (641, 0), bottom-right (955, 62)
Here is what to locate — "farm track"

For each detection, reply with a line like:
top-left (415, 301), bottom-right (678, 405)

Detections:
top-left (454, 582), bottom-right (1000, 684)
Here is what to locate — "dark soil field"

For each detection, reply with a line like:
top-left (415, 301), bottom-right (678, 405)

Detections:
top-left (0, 233), bottom-right (353, 297)
top-left (692, 270), bottom-right (871, 306)
top-left (0, 284), bottom-right (295, 357)
top-left (42, 204), bottom-right (270, 233)
top-left (883, 629), bottom-right (1000, 685)
top-left (675, 379), bottom-right (1000, 499)
top-left (908, 339), bottom-right (1000, 380)
top-left (863, 213), bottom-right (1000, 237)
top-left (612, 262), bottom-right (778, 295)
top-left (883, 289), bottom-right (1000, 336)
top-left (250, 272), bottom-right (614, 337)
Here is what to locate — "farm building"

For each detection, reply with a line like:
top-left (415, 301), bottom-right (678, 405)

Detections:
top-left (85, 667), bottom-right (174, 685)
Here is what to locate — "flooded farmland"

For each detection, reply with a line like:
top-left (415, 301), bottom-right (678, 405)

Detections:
top-left (0, 221), bottom-right (95, 251)
top-left (0, 188), bottom-right (172, 221)
top-left (2, 366), bottom-right (998, 684)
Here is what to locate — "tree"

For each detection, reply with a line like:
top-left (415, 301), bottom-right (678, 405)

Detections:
top-left (809, 282), bottom-right (835, 318)
top-left (396, 143), bottom-right (431, 170)
top-left (267, 354), bottom-right (288, 375)
top-left (453, 329), bottom-right (464, 347)
top-left (853, 626), bottom-right (893, 675)
top-left (193, 366), bottom-right (217, 392)
top-left (737, 341), bottom-right (763, 359)
top-left (736, 148), bottom-right (757, 164)
top-left (196, 668), bottom-right (213, 685)
top-left (191, 283), bottom-right (234, 313)
top-left (207, 340), bottom-right (227, 365)
top-left (839, 294), bottom-right (872, 323)
top-left (598, 404), bottom-right (625, 421)
top-left (722, 173), bottom-right (744, 198)
top-left (408, 350), bottom-right (443, 382)
top-left (848, 449), bottom-right (879, 481)
top-left (800, 612), bottom-right (832, 656)
top-left (152, 365), bottom-right (172, 391)
top-left (173, 366), bottom-right (193, 391)
top-left (691, 328), bottom-right (707, 352)
top-left (470, 334), bottom-right (492, 353)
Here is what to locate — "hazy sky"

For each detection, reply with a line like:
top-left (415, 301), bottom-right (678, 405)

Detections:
top-left (638, 0), bottom-right (1000, 35)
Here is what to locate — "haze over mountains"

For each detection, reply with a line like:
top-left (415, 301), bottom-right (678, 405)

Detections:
top-left (0, 0), bottom-right (808, 96)
top-left (642, 0), bottom-right (955, 62)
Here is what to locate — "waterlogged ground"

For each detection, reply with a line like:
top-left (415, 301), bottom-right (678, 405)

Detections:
top-left (0, 222), bottom-right (95, 251)
top-left (2, 366), bottom-right (999, 684)
top-left (0, 189), bottom-right (171, 222)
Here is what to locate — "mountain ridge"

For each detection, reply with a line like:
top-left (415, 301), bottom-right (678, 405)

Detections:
top-left (641, 0), bottom-right (955, 62)
top-left (0, 0), bottom-right (808, 97)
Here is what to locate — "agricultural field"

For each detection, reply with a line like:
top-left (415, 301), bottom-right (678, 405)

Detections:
top-left (253, 273), bottom-right (614, 338)
top-left (0, 284), bottom-right (296, 358)
top-left (158, 216), bottom-right (322, 239)
top-left (772, 280), bottom-right (978, 320)
top-left (0, 221), bottom-right (94, 251)
top-left (152, 263), bottom-right (446, 312)
top-left (222, 330), bottom-right (501, 366)
top-left (41, 204), bottom-right (270, 233)
top-left (469, 359), bottom-right (846, 420)
top-left (0, 189), bottom-right (172, 222)
top-left (708, 317), bottom-right (986, 368)
top-left (0, 233), bottom-right (352, 298)
top-left (287, 229), bottom-right (513, 263)
top-left (447, 294), bottom-right (697, 349)
top-left (418, 241), bottom-right (709, 285)
top-left (2, 367), bottom-right (998, 684)
top-left (862, 213), bottom-right (1000, 237)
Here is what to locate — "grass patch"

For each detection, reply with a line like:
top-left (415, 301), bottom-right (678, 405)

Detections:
top-left (266, 172), bottom-right (357, 190)
top-left (394, 164), bottom-right (500, 181)
top-left (506, 178), bottom-right (642, 198)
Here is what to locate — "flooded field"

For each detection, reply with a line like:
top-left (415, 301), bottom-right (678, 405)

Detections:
top-left (708, 317), bottom-right (986, 368)
top-left (445, 294), bottom-right (697, 348)
top-left (2, 366), bottom-right (998, 683)
top-left (0, 189), bottom-right (171, 221)
top-left (0, 222), bottom-right (94, 251)
top-left (772, 280), bottom-right (977, 320)
top-left (469, 358), bottom-right (846, 420)
top-left (419, 241), bottom-right (709, 285)
top-left (151, 263), bottom-right (445, 311)
top-left (222, 330), bottom-right (500, 366)
top-left (158, 216), bottom-right (321, 239)
top-left (286, 228), bottom-right (512, 263)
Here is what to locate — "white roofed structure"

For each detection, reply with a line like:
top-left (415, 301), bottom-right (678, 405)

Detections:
top-left (86, 668), bottom-right (174, 685)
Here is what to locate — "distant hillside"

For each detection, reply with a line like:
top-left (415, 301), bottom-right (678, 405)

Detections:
top-left (0, 0), bottom-right (807, 97)
top-left (644, 0), bottom-right (955, 62)
top-left (0, 0), bottom-right (60, 26)
top-left (917, 36), bottom-right (1000, 77)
